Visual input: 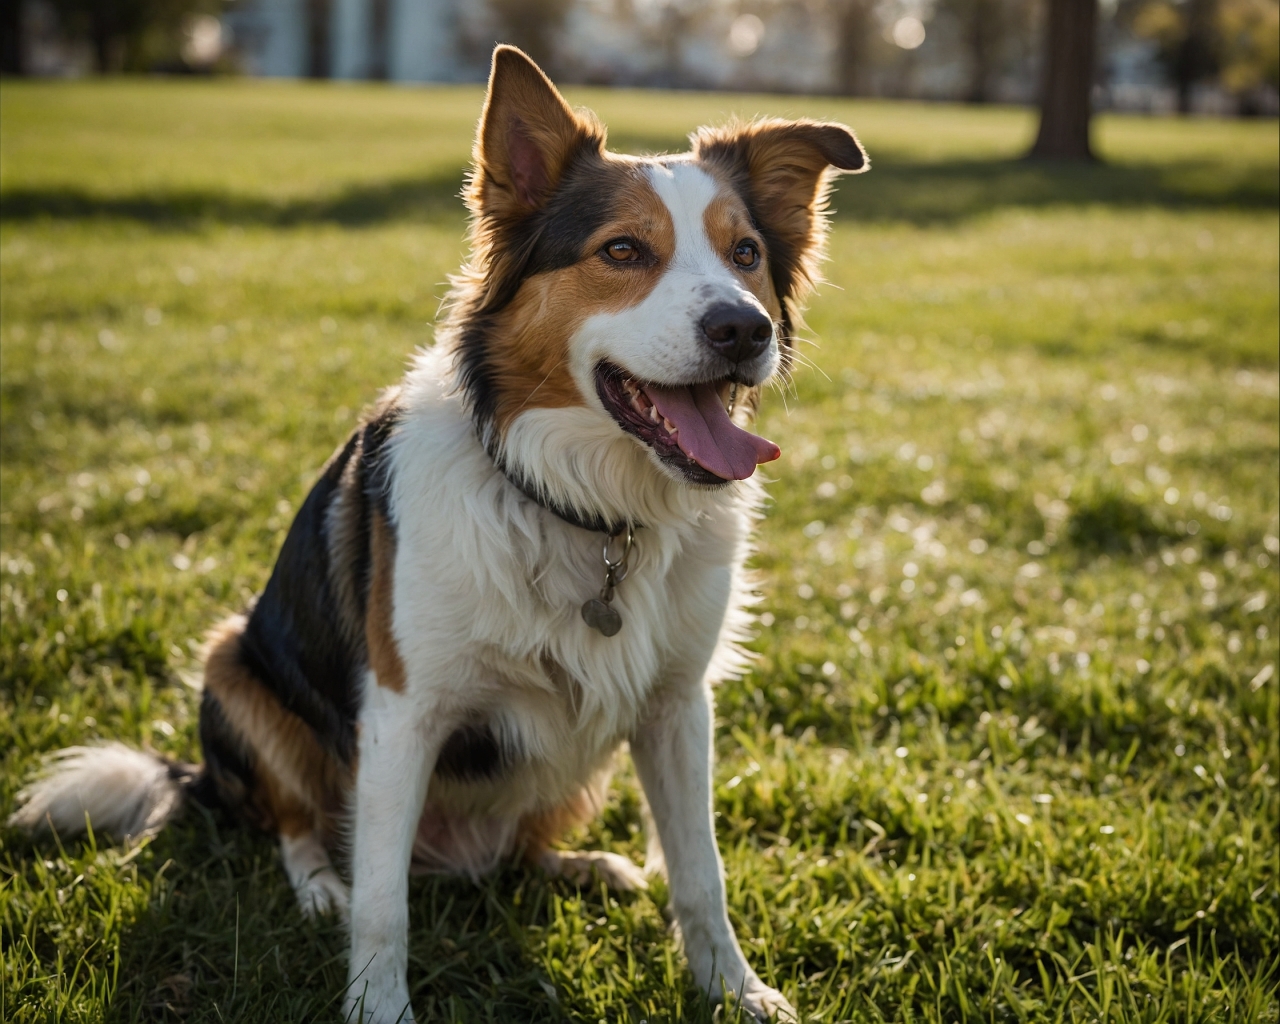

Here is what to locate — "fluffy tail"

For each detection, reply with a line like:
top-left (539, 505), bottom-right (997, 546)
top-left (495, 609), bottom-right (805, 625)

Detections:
top-left (8, 743), bottom-right (209, 840)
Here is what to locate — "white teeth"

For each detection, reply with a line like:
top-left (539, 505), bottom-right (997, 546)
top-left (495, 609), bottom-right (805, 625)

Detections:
top-left (623, 381), bottom-right (656, 419)
top-left (662, 418), bottom-right (677, 435)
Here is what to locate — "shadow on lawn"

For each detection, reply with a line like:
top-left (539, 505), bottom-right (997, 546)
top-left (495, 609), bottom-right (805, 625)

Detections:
top-left (0, 170), bottom-right (468, 227)
top-left (828, 155), bottom-right (1279, 223)
top-left (102, 813), bottom-right (682, 1024)
top-left (1, 156), bottom-right (1275, 228)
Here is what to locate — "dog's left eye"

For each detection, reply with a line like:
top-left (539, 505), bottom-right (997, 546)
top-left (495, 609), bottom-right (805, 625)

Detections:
top-left (604, 239), bottom-right (642, 262)
top-left (732, 241), bottom-right (759, 268)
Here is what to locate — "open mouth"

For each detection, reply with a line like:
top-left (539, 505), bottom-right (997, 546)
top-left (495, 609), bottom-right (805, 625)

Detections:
top-left (595, 362), bottom-right (781, 484)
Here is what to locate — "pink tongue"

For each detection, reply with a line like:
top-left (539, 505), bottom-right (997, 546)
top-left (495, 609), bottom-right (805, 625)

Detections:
top-left (644, 383), bottom-right (781, 481)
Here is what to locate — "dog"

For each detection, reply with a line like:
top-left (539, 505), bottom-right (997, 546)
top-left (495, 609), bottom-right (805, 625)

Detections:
top-left (10, 46), bottom-right (866, 1023)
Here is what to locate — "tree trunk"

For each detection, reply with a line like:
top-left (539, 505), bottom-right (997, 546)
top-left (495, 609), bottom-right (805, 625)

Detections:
top-left (1, 0), bottom-right (24, 75)
top-left (491, 0), bottom-right (571, 76)
top-left (834, 0), bottom-right (872, 96)
top-left (1028, 0), bottom-right (1097, 160)
top-left (368, 0), bottom-right (389, 80)
top-left (1176, 76), bottom-right (1193, 114)
top-left (965, 0), bottom-right (991, 103)
top-left (91, 17), bottom-right (113, 74)
top-left (1173, 0), bottom-right (1218, 115)
top-left (306, 0), bottom-right (331, 79)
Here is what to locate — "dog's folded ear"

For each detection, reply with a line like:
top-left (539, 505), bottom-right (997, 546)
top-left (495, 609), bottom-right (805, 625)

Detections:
top-left (694, 119), bottom-right (868, 312)
top-left (470, 45), bottom-right (606, 221)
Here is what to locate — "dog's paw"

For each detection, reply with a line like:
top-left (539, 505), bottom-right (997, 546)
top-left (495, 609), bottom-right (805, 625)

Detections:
top-left (280, 832), bottom-right (349, 922)
top-left (538, 849), bottom-right (649, 891)
top-left (294, 867), bottom-right (350, 921)
top-left (737, 978), bottom-right (797, 1022)
top-left (343, 984), bottom-right (415, 1024)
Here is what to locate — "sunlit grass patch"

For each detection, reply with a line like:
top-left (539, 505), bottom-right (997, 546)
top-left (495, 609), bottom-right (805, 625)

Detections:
top-left (1, 81), bottom-right (1277, 1022)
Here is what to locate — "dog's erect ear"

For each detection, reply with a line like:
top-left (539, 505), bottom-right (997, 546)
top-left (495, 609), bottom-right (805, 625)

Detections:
top-left (469, 45), bottom-right (605, 220)
top-left (694, 119), bottom-right (867, 312)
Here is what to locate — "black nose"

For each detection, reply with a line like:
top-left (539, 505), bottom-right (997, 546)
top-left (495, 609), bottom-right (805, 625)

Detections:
top-left (700, 304), bottom-right (773, 364)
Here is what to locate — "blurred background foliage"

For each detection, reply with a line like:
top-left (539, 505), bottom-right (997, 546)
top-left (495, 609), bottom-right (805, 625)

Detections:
top-left (1122, 0), bottom-right (1280, 111)
top-left (2, 0), bottom-right (1278, 118)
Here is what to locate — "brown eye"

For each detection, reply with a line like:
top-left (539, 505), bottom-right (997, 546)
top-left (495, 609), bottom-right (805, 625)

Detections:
top-left (733, 241), bottom-right (759, 268)
top-left (605, 239), bottom-right (640, 262)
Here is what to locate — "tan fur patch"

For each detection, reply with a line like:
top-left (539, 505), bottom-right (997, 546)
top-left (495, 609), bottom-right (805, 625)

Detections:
top-left (515, 780), bottom-right (609, 859)
top-left (256, 764), bottom-right (314, 839)
top-left (693, 118), bottom-right (866, 333)
top-left (366, 510), bottom-right (407, 692)
top-left (202, 616), bottom-right (348, 836)
top-left (489, 161), bottom-right (675, 433)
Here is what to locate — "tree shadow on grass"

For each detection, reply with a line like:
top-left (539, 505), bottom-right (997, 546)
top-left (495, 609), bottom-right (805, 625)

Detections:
top-left (827, 155), bottom-right (1279, 224)
top-left (100, 810), bottom-right (709, 1023)
top-left (1, 155), bottom-right (1275, 229)
top-left (0, 169), bottom-right (470, 228)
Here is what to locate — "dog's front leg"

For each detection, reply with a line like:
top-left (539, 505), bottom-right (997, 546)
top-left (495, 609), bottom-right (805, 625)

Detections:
top-left (632, 681), bottom-right (796, 1022)
top-left (344, 683), bottom-right (447, 1024)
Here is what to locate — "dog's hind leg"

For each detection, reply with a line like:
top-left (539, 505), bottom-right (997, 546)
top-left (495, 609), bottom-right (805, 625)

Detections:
top-left (201, 615), bottom-right (352, 920)
top-left (536, 848), bottom-right (648, 891)
top-left (260, 768), bottom-right (349, 920)
top-left (519, 785), bottom-right (648, 891)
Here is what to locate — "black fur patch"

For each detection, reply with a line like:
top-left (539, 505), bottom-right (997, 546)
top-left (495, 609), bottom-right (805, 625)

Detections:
top-left (195, 687), bottom-right (255, 813)
top-left (523, 157), bottom-right (623, 286)
top-left (454, 151), bottom-right (624, 435)
top-left (236, 399), bottom-right (401, 766)
top-left (435, 723), bottom-right (507, 781)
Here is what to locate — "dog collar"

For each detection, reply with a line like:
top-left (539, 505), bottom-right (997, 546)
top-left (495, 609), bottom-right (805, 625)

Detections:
top-left (486, 444), bottom-right (638, 637)
top-left (486, 438), bottom-right (636, 535)
top-left (502, 466), bottom-right (633, 535)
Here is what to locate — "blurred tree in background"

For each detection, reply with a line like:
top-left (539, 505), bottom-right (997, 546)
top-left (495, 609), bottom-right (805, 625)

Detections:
top-left (1029, 0), bottom-right (1098, 158)
top-left (2, 0), bottom-right (22, 71)
top-left (488, 0), bottom-right (572, 75)
top-left (1124, 0), bottom-right (1279, 112)
top-left (1217, 0), bottom-right (1280, 109)
top-left (304, 0), bottom-right (329, 78)
top-left (830, 0), bottom-right (874, 95)
top-left (1125, 0), bottom-right (1220, 111)
top-left (3, 0), bottom-right (222, 73)
top-left (2, 0), bottom-right (1275, 117)
top-left (935, 0), bottom-right (1039, 102)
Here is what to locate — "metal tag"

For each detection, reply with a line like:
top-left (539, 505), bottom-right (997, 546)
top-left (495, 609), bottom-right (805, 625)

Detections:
top-left (581, 598), bottom-right (622, 637)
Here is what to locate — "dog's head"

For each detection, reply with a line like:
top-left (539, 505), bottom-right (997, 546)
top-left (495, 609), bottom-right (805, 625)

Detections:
top-left (446, 46), bottom-right (866, 517)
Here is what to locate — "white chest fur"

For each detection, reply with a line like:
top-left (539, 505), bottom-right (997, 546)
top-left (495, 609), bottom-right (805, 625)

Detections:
top-left (380, 350), bottom-right (759, 821)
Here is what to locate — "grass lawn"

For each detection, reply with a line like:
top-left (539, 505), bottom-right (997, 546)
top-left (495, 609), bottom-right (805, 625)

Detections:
top-left (1, 79), bottom-right (1277, 1023)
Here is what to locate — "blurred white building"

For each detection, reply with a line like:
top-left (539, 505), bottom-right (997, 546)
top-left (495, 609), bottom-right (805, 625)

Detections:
top-left (227, 0), bottom-right (478, 81)
top-left (16, 0), bottom-right (1270, 114)
top-left (222, 0), bottom-right (1034, 100)
top-left (225, 0), bottom-right (841, 93)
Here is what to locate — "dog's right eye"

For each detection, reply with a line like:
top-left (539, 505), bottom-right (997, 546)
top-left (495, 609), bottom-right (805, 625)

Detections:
top-left (604, 239), bottom-right (642, 263)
